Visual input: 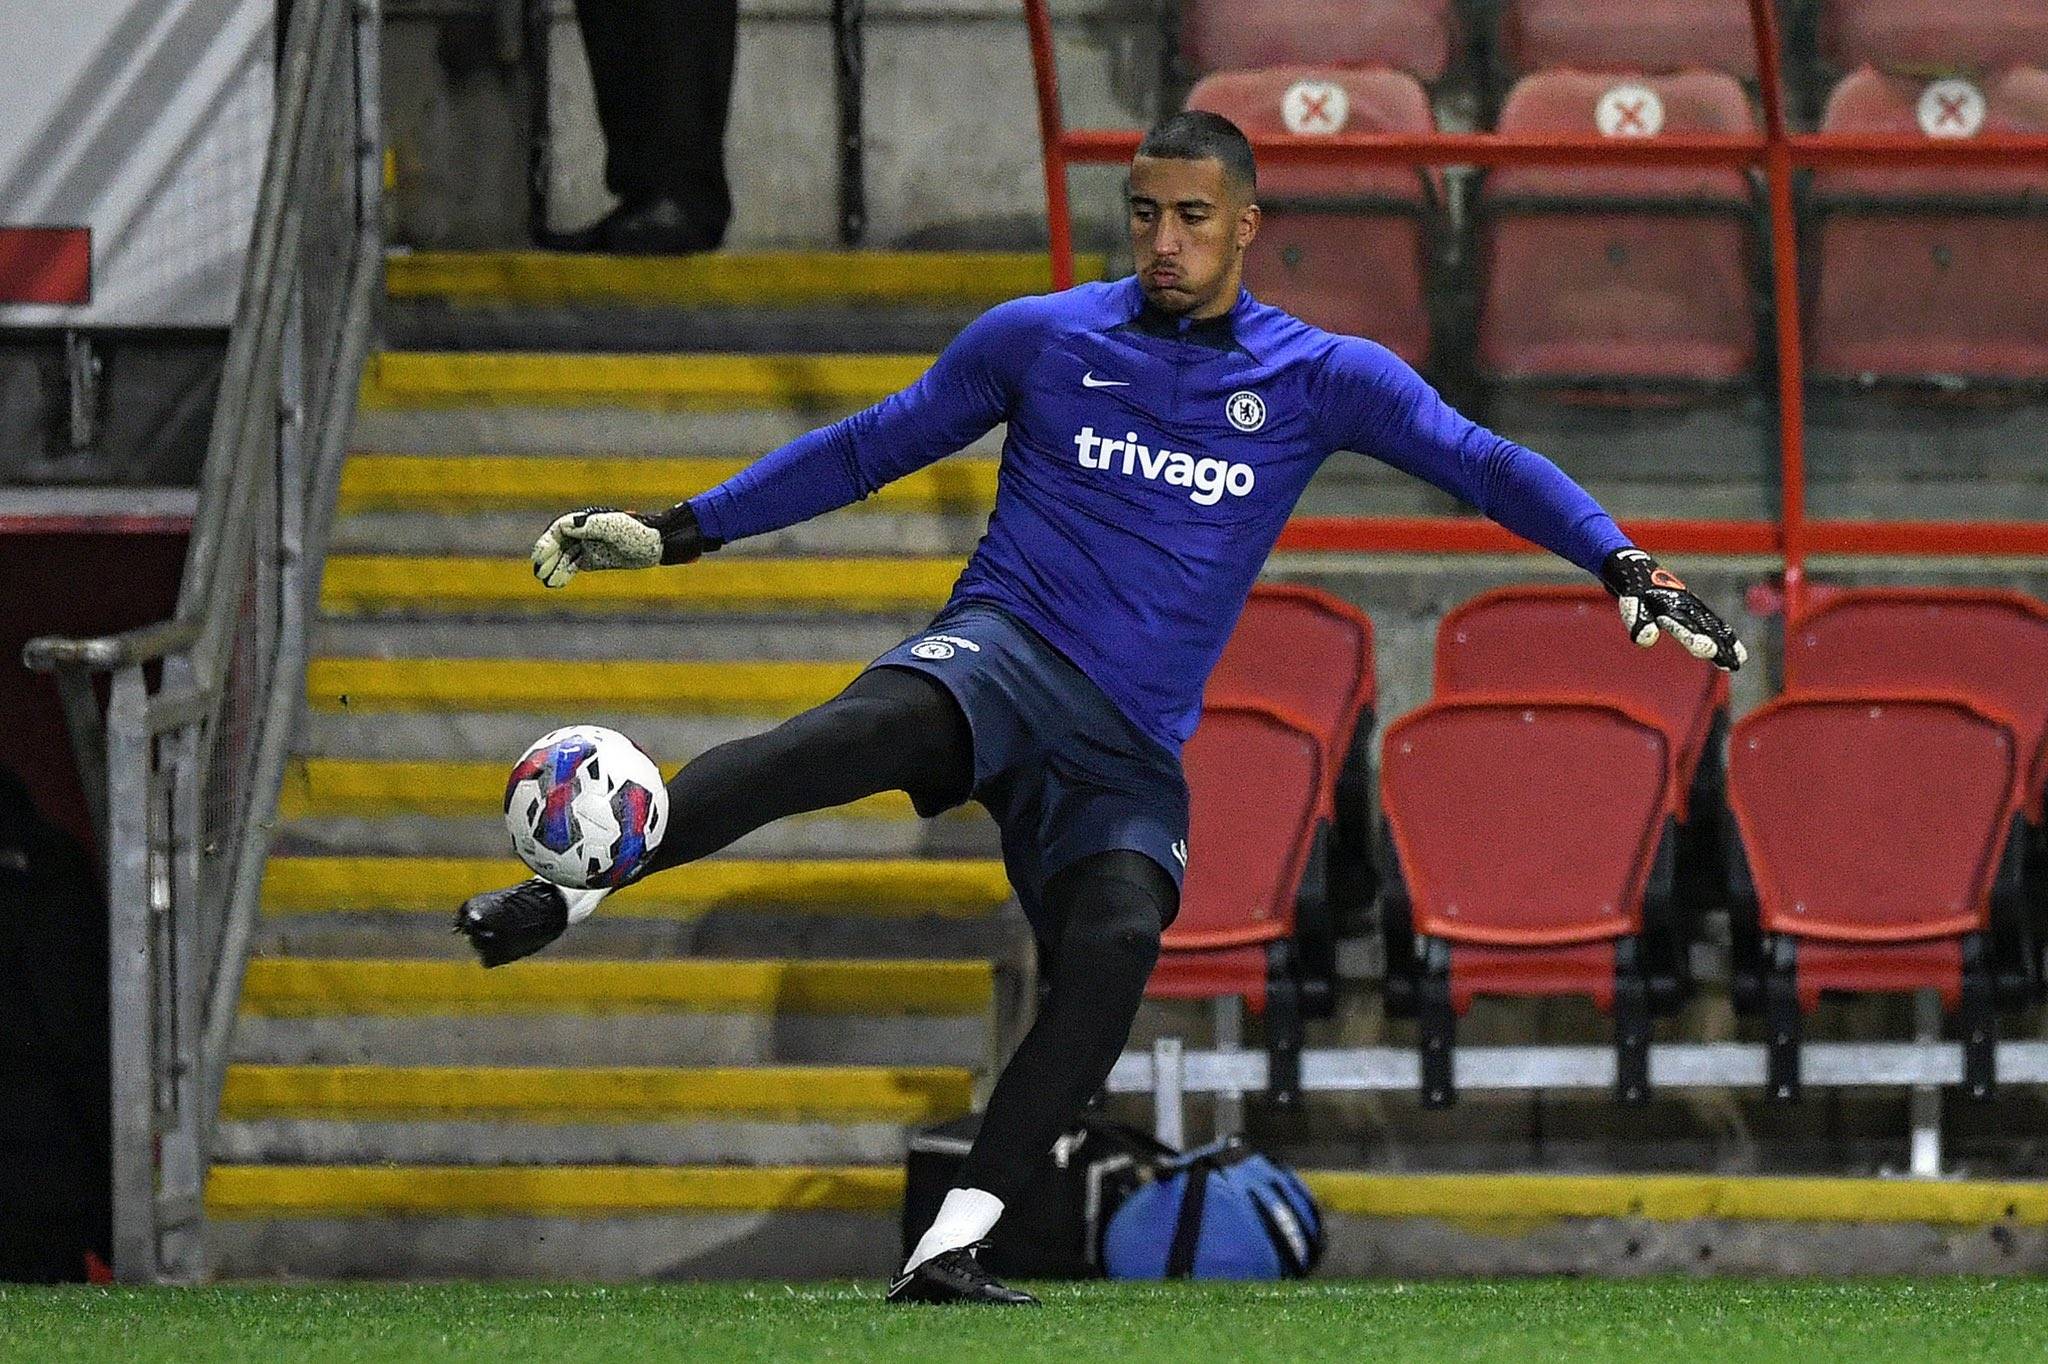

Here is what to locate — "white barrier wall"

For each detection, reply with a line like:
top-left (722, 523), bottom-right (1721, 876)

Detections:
top-left (0, 0), bottom-right (273, 326)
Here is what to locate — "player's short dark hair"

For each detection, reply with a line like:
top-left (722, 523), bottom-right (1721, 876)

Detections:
top-left (1135, 110), bottom-right (1257, 198)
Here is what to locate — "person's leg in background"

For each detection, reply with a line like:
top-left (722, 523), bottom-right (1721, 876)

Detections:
top-left (560, 0), bottom-right (737, 252)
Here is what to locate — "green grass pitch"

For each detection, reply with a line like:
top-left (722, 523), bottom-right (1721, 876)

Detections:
top-left (4, 1279), bottom-right (2048, 1363)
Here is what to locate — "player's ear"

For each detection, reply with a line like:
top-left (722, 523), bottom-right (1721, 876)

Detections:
top-left (1236, 201), bottom-right (1261, 250)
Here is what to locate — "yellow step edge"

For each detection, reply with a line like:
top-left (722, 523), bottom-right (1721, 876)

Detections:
top-left (277, 759), bottom-right (944, 824)
top-left (239, 957), bottom-right (993, 1018)
top-left (208, 1165), bottom-right (2048, 1224)
top-left (306, 657), bottom-right (861, 714)
top-left (384, 250), bottom-right (1105, 308)
top-left (359, 352), bottom-right (932, 412)
top-left (336, 454), bottom-right (998, 516)
top-left (319, 556), bottom-right (963, 615)
top-left (218, 1064), bottom-right (972, 1123)
top-left (1302, 1172), bottom-right (2048, 1227)
top-left (207, 1163), bottom-right (905, 1217)
top-left (259, 856), bottom-right (1010, 917)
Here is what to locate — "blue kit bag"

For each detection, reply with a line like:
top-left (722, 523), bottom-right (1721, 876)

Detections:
top-left (1101, 1138), bottom-right (1323, 1279)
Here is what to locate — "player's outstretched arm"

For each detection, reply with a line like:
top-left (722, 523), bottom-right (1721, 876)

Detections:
top-left (1316, 336), bottom-right (1746, 671)
top-left (530, 297), bottom-right (1050, 589)
top-left (531, 500), bottom-right (716, 589)
top-left (1599, 547), bottom-right (1747, 672)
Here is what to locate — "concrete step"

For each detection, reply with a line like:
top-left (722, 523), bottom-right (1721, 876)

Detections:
top-left (348, 407), bottom-right (1006, 459)
top-left (299, 709), bottom-right (859, 763)
top-left (260, 855), bottom-right (1010, 920)
top-left (280, 757), bottom-right (934, 821)
top-left (251, 906), bottom-right (1013, 964)
top-left (231, 955), bottom-right (1000, 1070)
top-left (230, 1011), bottom-right (992, 1069)
top-left (239, 956), bottom-right (992, 1019)
top-left (272, 810), bottom-right (996, 861)
top-left (360, 352), bottom-right (929, 414)
top-left (219, 1062), bottom-right (970, 1126)
top-left (211, 1117), bottom-right (922, 1167)
top-left (204, 1164), bottom-right (905, 1279)
top-left (308, 614), bottom-right (934, 663)
top-left (383, 249), bottom-right (1102, 311)
top-left (329, 507), bottom-right (986, 559)
top-left (305, 657), bottom-right (865, 716)
top-left (272, 758), bottom-right (995, 860)
top-left (320, 555), bottom-right (960, 617)
top-left (336, 453), bottom-right (997, 517)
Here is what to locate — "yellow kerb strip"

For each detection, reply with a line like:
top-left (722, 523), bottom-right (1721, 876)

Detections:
top-left (319, 556), bottom-right (962, 614)
top-left (359, 353), bottom-right (932, 412)
top-left (304, 658), bottom-right (861, 714)
top-left (383, 250), bottom-right (1105, 309)
top-left (277, 760), bottom-right (930, 822)
top-left (218, 1064), bottom-right (972, 1123)
top-left (1302, 1172), bottom-right (2048, 1227)
top-left (336, 455), bottom-right (998, 515)
top-left (206, 1164), bottom-right (907, 1217)
top-left (258, 855), bottom-right (1010, 917)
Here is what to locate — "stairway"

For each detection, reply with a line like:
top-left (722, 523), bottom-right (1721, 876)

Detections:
top-left (204, 251), bottom-right (1074, 1280)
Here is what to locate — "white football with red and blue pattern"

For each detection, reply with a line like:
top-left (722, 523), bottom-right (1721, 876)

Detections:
top-left (503, 725), bottom-right (667, 890)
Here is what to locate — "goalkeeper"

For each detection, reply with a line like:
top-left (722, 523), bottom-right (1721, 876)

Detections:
top-left (455, 110), bottom-right (1744, 1305)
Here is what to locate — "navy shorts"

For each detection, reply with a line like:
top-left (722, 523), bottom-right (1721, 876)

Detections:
top-left (868, 601), bottom-right (1189, 930)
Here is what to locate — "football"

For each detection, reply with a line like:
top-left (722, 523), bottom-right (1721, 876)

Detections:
top-left (502, 725), bottom-right (668, 889)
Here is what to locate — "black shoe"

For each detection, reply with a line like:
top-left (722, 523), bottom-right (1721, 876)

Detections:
top-left (453, 878), bottom-right (569, 967)
top-left (541, 196), bottom-right (719, 255)
top-left (886, 1245), bottom-right (1039, 1306)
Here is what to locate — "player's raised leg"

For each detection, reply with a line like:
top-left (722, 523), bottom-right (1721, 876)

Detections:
top-left (890, 849), bottom-right (1173, 1305)
top-left (455, 666), bottom-right (971, 966)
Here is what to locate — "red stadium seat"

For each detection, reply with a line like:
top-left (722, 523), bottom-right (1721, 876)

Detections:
top-left (1181, 0), bottom-right (1456, 83)
top-left (1498, 0), bottom-right (1759, 80)
top-left (1783, 588), bottom-right (2048, 824)
top-left (1149, 701), bottom-right (1327, 1102)
top-left (1379, 697), bottom-right (1683, 1104)
top-left (1476, 71), bottom-right (1762, 387)
top-left (1186, 69), bottom-right (1437, 366)
top-left (1726, 693), bottom-right (2031, 1098)
top-left (1819, 0), bottom-right (2048, 73)
top-left (1435, 586), bottom-right (1729, 822)
top-left (1808, 67), bottom-right (2048, 384)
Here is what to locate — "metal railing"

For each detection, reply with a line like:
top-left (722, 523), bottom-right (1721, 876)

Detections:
top-left (1022, 0), bottom-right (2048, 615)
top-left (21, 0), bottom-right (382, 1283)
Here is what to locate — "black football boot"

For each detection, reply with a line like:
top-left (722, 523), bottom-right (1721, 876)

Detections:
top-left (886, 1245), bottom-right (1039, 1306)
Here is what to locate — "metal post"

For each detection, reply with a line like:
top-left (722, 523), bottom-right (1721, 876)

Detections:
top-left (158, 703), bottom-right (206, 1281)
top-left (1021, 0), bottom-right (1076, 288)
top-left (104, 669), bottom-right (156, 1282)
top-left (1909, 990), bottom-right (1944, 1177)
top-left (1745, 0), bottom-right (1811, 618)
top-left (1210, 996), bottom-right (1244, 1139)
top-left (1153, 1036), bottom-right (1186, 1149)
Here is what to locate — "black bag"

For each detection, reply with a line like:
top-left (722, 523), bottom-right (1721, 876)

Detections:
top-left (902, 1113), bottom-right (1170, 1279)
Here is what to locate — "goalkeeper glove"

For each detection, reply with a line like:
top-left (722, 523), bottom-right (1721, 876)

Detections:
top-left (1600, 548), bottom-right (1748, 672)
top-left (531, 501), bottom-right (721, 589)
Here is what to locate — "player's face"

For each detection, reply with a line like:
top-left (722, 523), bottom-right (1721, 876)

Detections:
top-left (1128, 155), bottom-right (1260, 319)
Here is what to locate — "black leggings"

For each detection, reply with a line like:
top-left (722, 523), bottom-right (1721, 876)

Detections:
top-left (636, 666), bottom-right (1175, 1207)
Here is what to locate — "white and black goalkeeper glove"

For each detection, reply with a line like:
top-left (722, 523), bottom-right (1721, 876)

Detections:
top-left (530, 502), bottom-right (720, 589)
top-left (1600, 548), bottom-right (1748, 672)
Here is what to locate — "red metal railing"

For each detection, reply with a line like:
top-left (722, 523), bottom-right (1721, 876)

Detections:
top-left (1021, 0), bottom-right (2048, 616)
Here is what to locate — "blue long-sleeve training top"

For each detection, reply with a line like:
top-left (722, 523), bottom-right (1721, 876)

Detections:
top-left (690, 276), bottom-right (1631, 754)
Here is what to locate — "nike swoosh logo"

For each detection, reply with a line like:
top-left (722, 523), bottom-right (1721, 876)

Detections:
top-left (1081, 372), bottom-right (1130, 388)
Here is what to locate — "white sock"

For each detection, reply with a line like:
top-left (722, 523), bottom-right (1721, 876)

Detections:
top-left (563, 886), bottom-right (609, 924)
top-left (901, 1187), bottom-right (1004, 1274)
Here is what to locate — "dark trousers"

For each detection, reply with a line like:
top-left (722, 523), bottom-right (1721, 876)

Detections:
top-left (572, 0), bottom-right (738, 243)
top-left (638, 668), bottom-right (1175, 1210)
